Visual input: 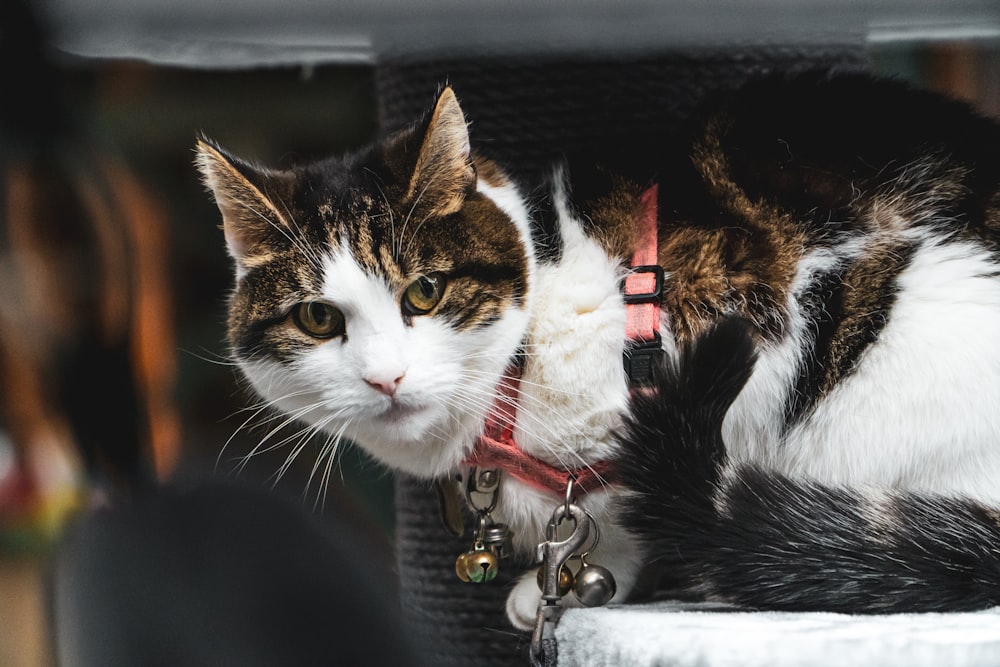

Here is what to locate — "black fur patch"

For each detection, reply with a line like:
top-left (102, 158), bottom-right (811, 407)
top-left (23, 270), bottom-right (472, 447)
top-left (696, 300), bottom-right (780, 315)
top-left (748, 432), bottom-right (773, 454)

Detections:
top-left (615, 318), bottom-right (757, 555)
top-left (708, 469), bottom-right (1000, 612)
top-left (616, 318), bottom-right (1000, 612)
top-left (783, 240), bottom-right (916, 428)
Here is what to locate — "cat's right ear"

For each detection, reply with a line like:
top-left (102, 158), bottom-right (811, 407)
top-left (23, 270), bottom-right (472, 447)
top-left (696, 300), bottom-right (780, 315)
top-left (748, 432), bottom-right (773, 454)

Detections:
top-left (194, 137), bottom-right (291, 267)
top-left (405, 86), bottom-right (476, 218)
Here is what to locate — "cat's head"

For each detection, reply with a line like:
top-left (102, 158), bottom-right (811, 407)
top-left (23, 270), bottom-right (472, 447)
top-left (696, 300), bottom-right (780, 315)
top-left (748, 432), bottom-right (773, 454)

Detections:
top-left (196, 88), bottom-right (534, 478)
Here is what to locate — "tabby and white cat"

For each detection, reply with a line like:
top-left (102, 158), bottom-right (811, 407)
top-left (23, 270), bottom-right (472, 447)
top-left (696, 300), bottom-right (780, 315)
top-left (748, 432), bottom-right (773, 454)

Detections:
top-left (197, 71), bottom-right (1000, 630)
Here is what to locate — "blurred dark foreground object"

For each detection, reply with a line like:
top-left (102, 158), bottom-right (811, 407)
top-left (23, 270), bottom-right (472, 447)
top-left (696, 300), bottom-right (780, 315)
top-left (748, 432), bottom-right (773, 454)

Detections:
top-left (52, 480), bottom-right (427, 667)
top-left (1, 0), bottom-right (181, 555)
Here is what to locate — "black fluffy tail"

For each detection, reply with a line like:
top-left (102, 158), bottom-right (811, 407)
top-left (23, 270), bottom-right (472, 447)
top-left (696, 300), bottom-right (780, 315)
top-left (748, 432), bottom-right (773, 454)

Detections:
top-left (616, 319), bottom-right (1000, 612)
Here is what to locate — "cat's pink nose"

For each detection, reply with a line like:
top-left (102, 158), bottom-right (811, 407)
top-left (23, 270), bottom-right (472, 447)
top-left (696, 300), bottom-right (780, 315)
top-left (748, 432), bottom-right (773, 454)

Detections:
top-left (365, 373), bottom-right (405, 397)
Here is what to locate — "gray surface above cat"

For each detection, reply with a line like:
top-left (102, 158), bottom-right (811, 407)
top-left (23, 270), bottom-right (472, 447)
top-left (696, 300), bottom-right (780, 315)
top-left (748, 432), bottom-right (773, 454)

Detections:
top-left (37, 0), bottom-right (1000, 68)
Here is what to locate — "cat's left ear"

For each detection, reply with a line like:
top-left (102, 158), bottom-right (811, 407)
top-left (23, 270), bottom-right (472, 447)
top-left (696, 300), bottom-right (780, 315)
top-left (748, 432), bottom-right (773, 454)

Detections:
top-left (195, 137), bottom-right (293, 266)
top-left (406, 86), bottom-right (476, 217)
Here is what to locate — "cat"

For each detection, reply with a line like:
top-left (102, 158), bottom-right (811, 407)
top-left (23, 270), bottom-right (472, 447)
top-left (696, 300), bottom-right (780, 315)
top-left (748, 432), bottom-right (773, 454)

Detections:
top-left (196, 69), bottom-right (1000, 631)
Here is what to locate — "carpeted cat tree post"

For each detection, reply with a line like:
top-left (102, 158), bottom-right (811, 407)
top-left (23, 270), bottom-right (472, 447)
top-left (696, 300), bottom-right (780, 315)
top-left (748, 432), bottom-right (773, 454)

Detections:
top-left (377, 47), bottom-right (870, 666)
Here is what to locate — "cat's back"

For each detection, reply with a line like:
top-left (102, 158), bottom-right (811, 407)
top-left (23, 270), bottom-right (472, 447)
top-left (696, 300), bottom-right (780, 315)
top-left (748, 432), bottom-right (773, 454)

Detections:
top-left (519, 71), bottom-right (1000, 495)
top-left (555, 71), bottom-right (1000, 271)
top-left (689, 70), bottom-right (1000, 234)
top-left (698, 72), bottom-right (1000, 499)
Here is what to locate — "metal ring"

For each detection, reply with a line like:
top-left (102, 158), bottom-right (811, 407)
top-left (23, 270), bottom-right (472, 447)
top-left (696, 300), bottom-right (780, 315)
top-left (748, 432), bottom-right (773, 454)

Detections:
top-left (563, 477), bottom-right (575, 519)
top-left (465, 467), bottom-right (501, 514)
top-left (545, 509), bottom-right (578, 541)
top-left (578, 508), bottom-right (601, 560)
top-left (476, 512), bottom-right (489, 541)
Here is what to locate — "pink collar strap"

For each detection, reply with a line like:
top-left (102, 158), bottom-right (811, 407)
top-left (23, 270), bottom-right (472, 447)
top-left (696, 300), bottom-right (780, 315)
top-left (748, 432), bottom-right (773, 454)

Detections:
top-left (622, 184), bottom-right (663, 385)
top-left (466, 369), bottom-right (614, 496)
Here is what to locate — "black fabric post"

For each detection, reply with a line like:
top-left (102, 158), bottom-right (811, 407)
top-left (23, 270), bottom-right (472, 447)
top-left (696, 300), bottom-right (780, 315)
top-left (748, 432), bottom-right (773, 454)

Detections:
top-left (379, 47), bottom-right (870, 667)
top-left (392, 476), bottom-right (531, 664)
top-left (376, 49), bottom-right (871, 180)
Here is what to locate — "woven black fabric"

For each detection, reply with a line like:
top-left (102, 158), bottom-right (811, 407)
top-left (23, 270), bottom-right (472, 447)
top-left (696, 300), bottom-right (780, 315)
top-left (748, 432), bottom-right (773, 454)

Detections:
top-left (394, 477), bottom-right (532, 665)
top-left (377, 48), bottom-right (870, 183)
top-left (382, 47), bottom-right (870, 667)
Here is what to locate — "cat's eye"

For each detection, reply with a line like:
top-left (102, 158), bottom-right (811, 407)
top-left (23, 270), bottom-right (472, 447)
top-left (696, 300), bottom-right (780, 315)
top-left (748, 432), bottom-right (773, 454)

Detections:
top-left (292, 301), bottom-right (345, 339)
top-left (402, 273), bottom-right (447, 316)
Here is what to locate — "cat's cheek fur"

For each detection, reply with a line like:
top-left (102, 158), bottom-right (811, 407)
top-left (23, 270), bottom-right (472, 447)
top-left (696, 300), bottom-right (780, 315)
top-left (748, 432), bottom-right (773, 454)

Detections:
top-left (237, 357), bottom-right (323, 421)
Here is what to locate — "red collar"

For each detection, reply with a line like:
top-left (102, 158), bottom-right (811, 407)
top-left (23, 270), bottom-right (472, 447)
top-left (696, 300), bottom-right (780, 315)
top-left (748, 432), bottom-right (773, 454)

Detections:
top-left (464, 184), bottom-right (660, 498)
top-left (465, 368), bottom-right (615, 496)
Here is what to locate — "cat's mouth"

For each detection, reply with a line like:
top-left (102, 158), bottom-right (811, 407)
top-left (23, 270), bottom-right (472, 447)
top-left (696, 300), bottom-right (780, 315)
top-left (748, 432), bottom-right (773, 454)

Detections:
top-left (380, 400), bottom-right (424, 424)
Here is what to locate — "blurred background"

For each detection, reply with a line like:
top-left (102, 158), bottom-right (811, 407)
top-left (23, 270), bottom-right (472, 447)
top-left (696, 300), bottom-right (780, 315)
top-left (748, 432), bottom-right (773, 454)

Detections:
top-left (1, 0), bottom-right (999, 664)
top-left (1, 6), bottom-right (390, 664)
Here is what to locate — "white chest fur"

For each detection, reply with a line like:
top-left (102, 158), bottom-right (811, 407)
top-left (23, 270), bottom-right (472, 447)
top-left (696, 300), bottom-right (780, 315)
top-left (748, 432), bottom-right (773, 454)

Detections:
top-left (486, 197), bottom-right (644, 630)
top-left (493, 200), bottom-right (630, 546)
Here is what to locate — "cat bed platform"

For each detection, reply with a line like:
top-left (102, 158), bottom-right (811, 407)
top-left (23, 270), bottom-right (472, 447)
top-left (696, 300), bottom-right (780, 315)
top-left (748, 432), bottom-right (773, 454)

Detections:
top-left (554, 601), bottom-right (1000, 666)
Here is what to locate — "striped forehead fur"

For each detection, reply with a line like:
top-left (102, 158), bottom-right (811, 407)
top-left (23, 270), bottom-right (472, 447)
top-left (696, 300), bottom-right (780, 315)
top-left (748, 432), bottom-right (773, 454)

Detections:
top-left (204, 127), bottom-right (529, 361)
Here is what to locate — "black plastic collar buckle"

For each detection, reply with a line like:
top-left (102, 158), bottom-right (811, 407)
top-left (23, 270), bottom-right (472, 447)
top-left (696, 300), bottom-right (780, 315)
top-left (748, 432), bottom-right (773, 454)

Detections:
top-left (624, 333), bottom-right (661, 387)
top-left (623, 265), bottom-right (664, 304)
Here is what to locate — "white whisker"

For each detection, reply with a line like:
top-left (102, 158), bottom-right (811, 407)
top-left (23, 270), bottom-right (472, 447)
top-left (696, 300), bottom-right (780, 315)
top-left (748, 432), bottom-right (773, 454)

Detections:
top-left (306, 419), bottom-right (352, 511)
top-left (180, 346), bottom-right (241, 367)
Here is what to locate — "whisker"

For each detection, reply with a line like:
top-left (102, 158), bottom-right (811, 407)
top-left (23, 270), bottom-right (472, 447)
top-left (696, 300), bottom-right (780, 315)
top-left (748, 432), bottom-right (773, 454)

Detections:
top-left (276, 197), bottom-right (328, 271)
top-left (397, 162), bottom-right (451, 258)
top-left (264, 404), bottom-right (349, 486)
top-left (308, 419), bottom-right (352, 512)
top-left (217, 401), bottom-right (286, 473)
top-left (180, 346), bottom-right (240, 367)
top-left (225, 397), bottom-right (346, 477)
top-left (446, 374), bottom-right (607, 468)
top-left (461, 368), bottom-right (591, 399)
top-left (403, 210), bottom-right (436, 258)
top-left (441, 382), bottom-right (574, 448)
top-left (269, 427), bottom-right (317, 486)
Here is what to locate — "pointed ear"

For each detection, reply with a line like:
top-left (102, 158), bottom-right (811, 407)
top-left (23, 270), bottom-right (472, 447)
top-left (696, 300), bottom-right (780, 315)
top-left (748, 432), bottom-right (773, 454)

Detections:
top-left (194, 137), bottom-right (291, 266)
top-left (406, 87), bottom-right (475, 217)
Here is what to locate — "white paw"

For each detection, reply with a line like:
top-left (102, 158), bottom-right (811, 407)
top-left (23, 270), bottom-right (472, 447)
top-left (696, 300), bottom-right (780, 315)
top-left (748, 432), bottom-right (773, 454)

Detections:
top-left (505, 569), bottom-right (544, 631)
top-left (505, 567), bottom-right (588, 631)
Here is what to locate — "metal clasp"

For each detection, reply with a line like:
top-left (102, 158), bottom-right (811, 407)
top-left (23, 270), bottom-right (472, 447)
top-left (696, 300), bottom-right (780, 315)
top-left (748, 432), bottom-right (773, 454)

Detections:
top-left (623, 332), bottom-right (661, 386)
top-left (530, 503), bottom-right (591, 666)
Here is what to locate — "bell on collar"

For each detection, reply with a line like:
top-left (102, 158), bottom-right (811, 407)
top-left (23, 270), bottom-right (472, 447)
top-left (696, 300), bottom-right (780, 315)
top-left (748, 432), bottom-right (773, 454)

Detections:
top-left (455, 542), bottom-right (499, 583)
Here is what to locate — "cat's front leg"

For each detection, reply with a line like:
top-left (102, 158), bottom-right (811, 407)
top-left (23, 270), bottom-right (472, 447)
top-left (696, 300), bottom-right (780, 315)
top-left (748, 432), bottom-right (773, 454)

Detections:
top-left (504, 521), bottom-right (644, 631)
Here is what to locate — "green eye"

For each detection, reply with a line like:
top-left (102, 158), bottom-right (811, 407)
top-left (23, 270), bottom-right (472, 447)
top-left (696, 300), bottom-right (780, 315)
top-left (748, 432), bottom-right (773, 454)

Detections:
top-left (292, 301), bottom-right (345, 339)
top-left (402, 273), bottom-right (446, 315)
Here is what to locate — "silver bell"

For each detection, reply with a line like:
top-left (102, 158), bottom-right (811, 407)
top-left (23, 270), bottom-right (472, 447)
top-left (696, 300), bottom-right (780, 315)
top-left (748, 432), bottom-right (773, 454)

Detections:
top-left (572, 562), bottom-right (617, 607)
